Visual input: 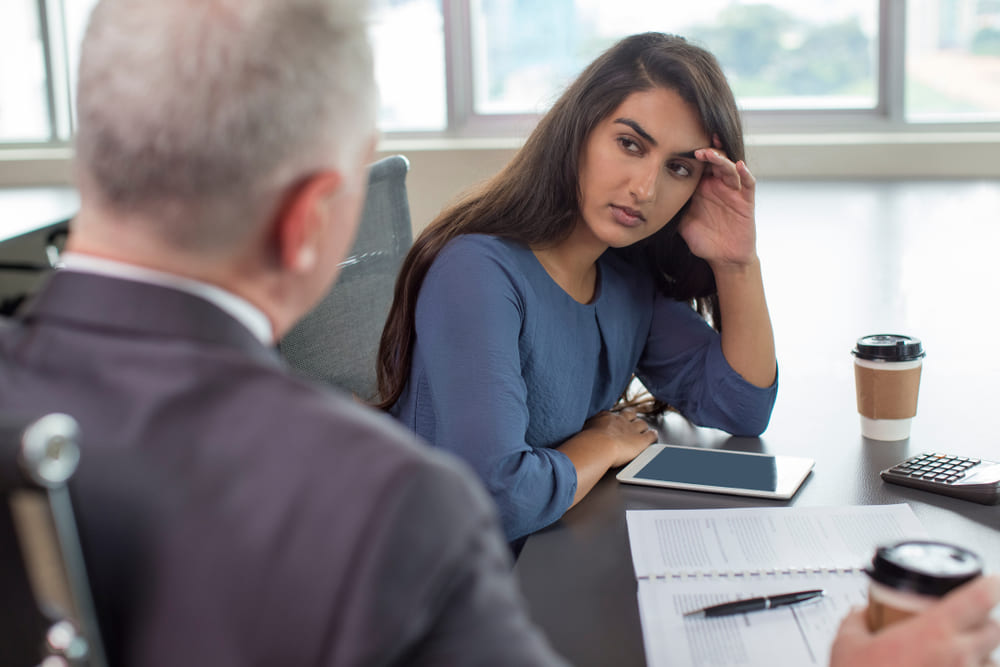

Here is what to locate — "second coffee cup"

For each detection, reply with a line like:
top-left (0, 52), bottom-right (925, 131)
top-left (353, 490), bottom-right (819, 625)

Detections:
top-left (865, 540), bottom-right (983, 631)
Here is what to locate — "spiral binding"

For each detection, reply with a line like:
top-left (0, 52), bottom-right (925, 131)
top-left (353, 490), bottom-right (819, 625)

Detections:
top-left (637, 566), bottom-right (864, 581)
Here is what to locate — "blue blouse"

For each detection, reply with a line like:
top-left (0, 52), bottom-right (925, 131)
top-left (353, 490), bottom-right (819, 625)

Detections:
top-left (391, 234), bottom-right (777, 541)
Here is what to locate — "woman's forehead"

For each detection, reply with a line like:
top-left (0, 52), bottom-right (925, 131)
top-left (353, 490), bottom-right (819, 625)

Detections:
top-left (602, 88), bottom-right (710, 148)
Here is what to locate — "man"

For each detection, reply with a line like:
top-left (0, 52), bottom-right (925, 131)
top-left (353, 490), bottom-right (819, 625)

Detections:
top-left (832, 584), bottom-right (1000, 666)
top-left (0, 0), bottom-right (565, 664)
top-left (0, 0), bottom-right (996, 665)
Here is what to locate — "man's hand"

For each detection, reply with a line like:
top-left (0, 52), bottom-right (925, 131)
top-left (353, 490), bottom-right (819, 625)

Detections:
top-left (830, 575), bottom-right (1000, 667)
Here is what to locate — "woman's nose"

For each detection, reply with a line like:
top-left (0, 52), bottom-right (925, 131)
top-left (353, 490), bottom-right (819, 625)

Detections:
top-left (630, 161), bottom-right (657, 203)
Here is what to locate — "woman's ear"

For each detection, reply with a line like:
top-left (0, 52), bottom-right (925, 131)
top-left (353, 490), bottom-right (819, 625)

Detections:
top-left (274, 170), bottom-right (344, 273)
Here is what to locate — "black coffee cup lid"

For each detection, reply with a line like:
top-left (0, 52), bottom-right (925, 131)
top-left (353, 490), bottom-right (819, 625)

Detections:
top-left (865, 540), bottom-right (982, 597)
top-left (853, 334), bottom-right (925, 361)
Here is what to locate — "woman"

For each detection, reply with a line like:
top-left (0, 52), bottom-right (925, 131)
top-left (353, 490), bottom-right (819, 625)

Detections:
top-left (376, 33), bottom-right (777, 544)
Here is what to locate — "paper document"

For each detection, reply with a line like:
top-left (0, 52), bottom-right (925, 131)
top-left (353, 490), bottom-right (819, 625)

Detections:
top-left (626, 504), bottom-right (929, 667)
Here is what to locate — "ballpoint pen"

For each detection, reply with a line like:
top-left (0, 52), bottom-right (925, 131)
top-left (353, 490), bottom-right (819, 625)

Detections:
top-left (683, 589), bottom-right (825, 618)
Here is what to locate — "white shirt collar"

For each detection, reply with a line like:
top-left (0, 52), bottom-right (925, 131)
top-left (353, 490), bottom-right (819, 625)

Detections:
top-left (59, 253), bottom-right (275, 345)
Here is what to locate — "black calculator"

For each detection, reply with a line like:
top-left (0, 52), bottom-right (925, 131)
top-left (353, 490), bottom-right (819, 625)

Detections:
top-left (880, 453), bottom-right (1000, 505)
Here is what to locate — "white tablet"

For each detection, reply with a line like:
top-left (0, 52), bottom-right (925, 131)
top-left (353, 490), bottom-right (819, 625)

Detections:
top-left (616, 444), bottom-right (814, 500)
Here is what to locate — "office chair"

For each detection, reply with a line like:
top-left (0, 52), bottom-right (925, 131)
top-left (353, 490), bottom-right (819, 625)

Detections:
top-left (0, 221), bottom-right (69, 316)
top-left (278, 154), bottom-right (413, 401)
top-left (0, 413), bottom-right (107, 667)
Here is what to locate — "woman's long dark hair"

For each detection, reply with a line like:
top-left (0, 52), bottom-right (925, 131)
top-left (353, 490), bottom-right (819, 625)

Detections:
top-left (375, 32), bottom-right (745, 410)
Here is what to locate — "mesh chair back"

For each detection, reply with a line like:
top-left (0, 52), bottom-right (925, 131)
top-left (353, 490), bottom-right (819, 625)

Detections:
top-left (0, 219), bottom-right (70, 316)
top-left (278, 155), bottom-right (412, 401)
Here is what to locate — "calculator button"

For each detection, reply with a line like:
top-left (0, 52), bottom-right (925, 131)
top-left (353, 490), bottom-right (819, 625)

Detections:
top-left (946, 476), bottom-right (959, 483)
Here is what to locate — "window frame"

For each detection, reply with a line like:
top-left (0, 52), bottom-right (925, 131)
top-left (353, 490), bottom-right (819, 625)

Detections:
top-left (3, 0), bottom-right (74, 148)
top-left (6, 0), bottom-right (1000, 148)
top-left (431, 0), bottom-right (1000, 139)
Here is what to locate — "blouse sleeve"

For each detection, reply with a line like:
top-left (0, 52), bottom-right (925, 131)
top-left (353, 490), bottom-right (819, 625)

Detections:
top-left (636, 295), bottom-right (777, 437)
top-left (412, 239), bottom-right (577, 541)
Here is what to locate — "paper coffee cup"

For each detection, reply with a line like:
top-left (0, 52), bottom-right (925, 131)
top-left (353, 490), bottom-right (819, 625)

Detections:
top-left (852, 335), bottom-right (925, 441)
top-left (865, 540), bottom-right (982, 632)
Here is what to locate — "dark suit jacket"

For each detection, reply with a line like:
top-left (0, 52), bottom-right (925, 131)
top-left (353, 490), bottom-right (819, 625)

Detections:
top-left (0, 271), bottom-right (566, 666)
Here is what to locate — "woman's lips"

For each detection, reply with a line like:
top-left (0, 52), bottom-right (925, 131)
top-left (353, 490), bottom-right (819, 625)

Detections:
top-left (610, 205), bottom-right (645, 227)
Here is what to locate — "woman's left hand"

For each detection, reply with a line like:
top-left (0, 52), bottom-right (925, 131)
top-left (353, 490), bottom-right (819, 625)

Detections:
top-left (681, 138), bottom-right (758, 269)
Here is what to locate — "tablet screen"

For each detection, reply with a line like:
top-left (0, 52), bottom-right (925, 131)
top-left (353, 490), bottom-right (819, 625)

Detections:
top-left (633, 446), bottom-right (778, 491)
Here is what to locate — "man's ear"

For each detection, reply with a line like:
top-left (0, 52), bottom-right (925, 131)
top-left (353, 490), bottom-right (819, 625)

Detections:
top-left (275, 170), bottom-right (344, 272)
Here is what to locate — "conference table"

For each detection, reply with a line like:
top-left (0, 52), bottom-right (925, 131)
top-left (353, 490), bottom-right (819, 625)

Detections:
top-left (0, 186), bottom-right (77, 244)
top-left (513, 180), bottom-right (1000, 667)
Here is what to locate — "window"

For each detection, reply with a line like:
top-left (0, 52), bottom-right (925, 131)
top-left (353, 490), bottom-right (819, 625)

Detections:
top-left (906, 0), bottom-right (1000, 122)
top-left (371, 0), bottom-right (446, 131)
top-left (5, 0), bottom-right (1000, 147)
top-left (468, 1), bottom-right (880, 116)
top-left (0, 0), bottom-right (51, 142)
top-left (5, 0), bottom-right (447, 142)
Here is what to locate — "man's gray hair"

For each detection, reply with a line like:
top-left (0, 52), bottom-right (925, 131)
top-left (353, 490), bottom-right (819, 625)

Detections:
top-left (75, 0), bottom-right (375, 250)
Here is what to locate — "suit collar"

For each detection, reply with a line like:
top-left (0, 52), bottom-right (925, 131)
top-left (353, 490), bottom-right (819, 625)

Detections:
top-left (21, 271), bottom-right (280, 365)
top-left (59, 255), bottom-right (274, 345)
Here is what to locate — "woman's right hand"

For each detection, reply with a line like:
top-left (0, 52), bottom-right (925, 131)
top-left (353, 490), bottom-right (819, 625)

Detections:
top-left (581, 408), bottom-right (658, 468)
top-left (559, 408), bottom-right (657, 509)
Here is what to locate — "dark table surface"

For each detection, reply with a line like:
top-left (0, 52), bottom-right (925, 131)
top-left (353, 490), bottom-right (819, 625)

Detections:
top-left (513, 180), bottom-right (1000, 667)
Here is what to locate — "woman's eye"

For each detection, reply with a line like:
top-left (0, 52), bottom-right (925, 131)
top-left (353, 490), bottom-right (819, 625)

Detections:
top-left (618, 137), bottom-right (641, 154)
top-left (668, 162), bottom-right (692, 177)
